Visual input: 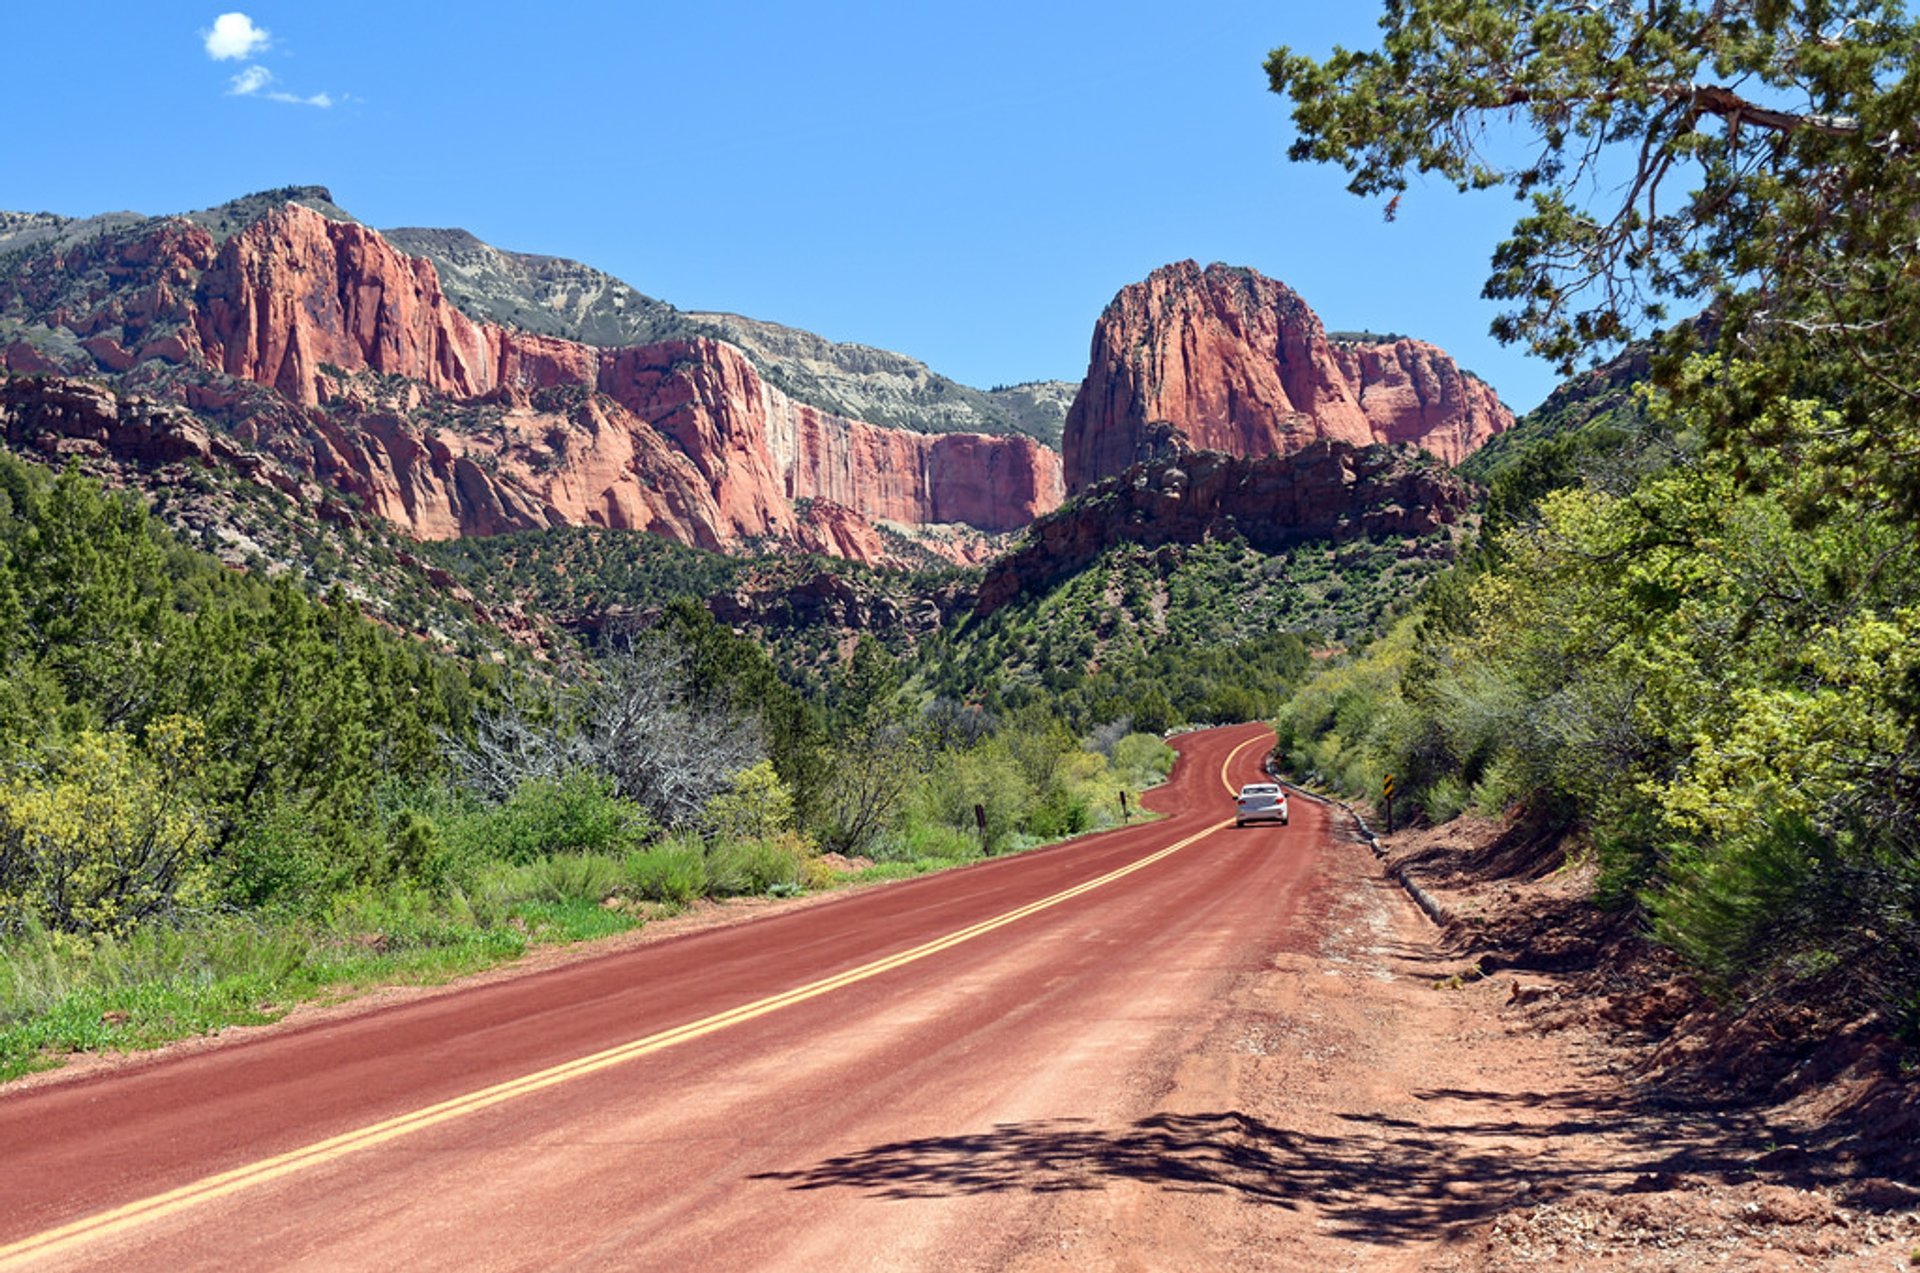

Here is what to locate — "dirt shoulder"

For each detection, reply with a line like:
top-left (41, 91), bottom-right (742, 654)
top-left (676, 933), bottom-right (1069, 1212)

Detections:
top-left (1239, 806), bottom-right (1920, 1271)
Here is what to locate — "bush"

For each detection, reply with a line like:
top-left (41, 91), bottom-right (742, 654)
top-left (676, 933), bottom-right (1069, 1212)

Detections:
top-left (0, 723), bottom-right (216, 939)
top-left (705, 834), bottom-right (811, 896)
top-left (697, 761), bottom-right (795, 842)
top-left (1026, 790), bottom-right (1091, 839)
top-left (482, 853), bottom-right (628, 907)
top-left (912, 743), bottom-right (1031, 854)
top-left (1110, 733), bottom-right (1176, 790)
top-left (623, 841), bottom-right (707, 904)
top-left (444, 772), bottom-right (654, 866)
top-left (873, 820), bottom-right (980, 864)
top-left (221, 802), bottom-right (353, 911)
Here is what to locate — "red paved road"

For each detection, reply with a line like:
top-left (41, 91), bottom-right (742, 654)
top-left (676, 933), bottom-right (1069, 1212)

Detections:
top-left (0, 723), bottom-right (1331, 1270)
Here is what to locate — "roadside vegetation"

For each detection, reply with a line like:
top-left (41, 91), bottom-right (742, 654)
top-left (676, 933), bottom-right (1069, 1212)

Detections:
top-left (0, 454), bottom-right (1175, 1080)
top-left (1267, 0), bottom-right (1920, 1043)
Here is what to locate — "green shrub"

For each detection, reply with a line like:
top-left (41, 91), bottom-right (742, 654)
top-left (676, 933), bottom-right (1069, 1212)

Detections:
top-left (445, 772), bottom-right (653, 866)
top-left (480, 853), bottom-right (628, 907)
top-left (876, 820), bottom-right (981, 864)
top-left (221, 802), bottom-right (352, 911)
top-left (1422, 775), bottom-right (1471, 824)
top-left (624, 841), bottom-right (707, 904)
top-left (706, 835), bottom-right (809, 896)
top-left (911, 744), bottom-right (1031, 854)
top-left (1025, 790), bottom-right (1090, 839)
top-left (1647, 815), bottom-right (1833, 982)
top-left (386, 811), bottom-right (455, 889)
top-left (1111, 733), bottom-right (1176, 790)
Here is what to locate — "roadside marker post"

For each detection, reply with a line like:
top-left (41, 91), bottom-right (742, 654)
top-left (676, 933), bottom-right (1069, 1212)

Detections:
top-left (1119, 790), bottom-right (1130, 824)
top-left (1383, 774), bottom-right (1395, 834)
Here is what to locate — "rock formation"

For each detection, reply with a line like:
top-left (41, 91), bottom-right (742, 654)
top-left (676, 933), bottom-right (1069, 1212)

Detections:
top-left (0, 197), bottom-right (1063, 566)
top-left (977, 439), bottom-right (1474, 616)
top-left (1061, 261), bottom-right (1511, 494)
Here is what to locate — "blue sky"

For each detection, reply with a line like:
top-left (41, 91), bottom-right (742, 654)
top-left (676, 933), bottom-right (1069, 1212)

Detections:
top-left (5, 3), bottom-right (1562, 414)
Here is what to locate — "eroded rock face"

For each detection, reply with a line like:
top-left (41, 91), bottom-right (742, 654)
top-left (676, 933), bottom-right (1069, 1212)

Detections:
top-left (977, 439), bottom-right (1474, 616)
top-left (0, 201), bottom-right (1064, 565)
top-left (1329, 338), bottom-right (1510, 465)
top-left (1061, 261), bottom-right (1511, 494)
top-left (0, 377), bottom-right (212, 467)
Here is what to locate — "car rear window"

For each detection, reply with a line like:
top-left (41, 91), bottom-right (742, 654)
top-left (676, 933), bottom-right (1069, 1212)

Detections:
top-left (1239, 784), bottom-right (1279, 796)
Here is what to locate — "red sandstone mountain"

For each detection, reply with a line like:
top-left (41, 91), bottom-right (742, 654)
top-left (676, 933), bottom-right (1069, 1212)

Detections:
top-left (0, 197), bottom-right (1060, 566)
top-left (1061, 262), bottom-right (1511, 494)
top-left (0, 196), bottom-right (1512, 581)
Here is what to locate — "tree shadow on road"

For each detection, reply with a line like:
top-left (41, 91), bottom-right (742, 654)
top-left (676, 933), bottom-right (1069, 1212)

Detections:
top-left (752, 1092), bottom-right (1817, 1245)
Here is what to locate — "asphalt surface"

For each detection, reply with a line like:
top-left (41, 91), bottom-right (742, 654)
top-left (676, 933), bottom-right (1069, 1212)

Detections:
top-left (0, 722), bottom-right (1330, 1270)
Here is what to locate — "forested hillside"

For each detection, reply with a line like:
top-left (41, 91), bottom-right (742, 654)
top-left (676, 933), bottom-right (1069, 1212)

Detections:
top-left (1266, 0), bottom-right (1920, 1044)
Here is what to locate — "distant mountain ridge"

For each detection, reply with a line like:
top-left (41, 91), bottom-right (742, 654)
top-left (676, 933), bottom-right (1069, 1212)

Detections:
top-left (380, 221), bottom-right (1072, 446)
top-left (3, 187), bottom-right (1074, 450)
top-left (0, 191), bottom-right (1064, 566)
top-left (0, 187), bottom-right (1511, 603)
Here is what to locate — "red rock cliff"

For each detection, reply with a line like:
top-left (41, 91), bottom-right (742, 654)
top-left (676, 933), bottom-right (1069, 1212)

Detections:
top-left (5, 202), bottom-right (1063, 565)
top-left (1061, 262), bottom-right (1511, 493)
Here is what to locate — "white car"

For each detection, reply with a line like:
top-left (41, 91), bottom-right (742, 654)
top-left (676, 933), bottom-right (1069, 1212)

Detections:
top-left (1235, 782), bottom-right (1289, 827)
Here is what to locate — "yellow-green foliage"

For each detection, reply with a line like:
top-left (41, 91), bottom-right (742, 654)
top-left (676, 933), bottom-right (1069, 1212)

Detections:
top-left (1275, 377), bottom-right (1920, 1019)
top-left (0, 720), bottom-right (214, 939)
top-left (698, 761), bottom-right (796, 842)
top-left (1274, 619), bottom-right (1420, 799)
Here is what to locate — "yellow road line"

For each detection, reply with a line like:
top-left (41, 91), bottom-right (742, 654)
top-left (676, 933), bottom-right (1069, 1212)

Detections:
top-left (0, 742), bottom-right (1263, 1268)
top-left (1220, 731), bottom-right (1262, 796)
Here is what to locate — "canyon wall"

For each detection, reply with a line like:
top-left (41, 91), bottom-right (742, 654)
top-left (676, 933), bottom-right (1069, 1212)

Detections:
top-left (0, 202), bottom-right (1062, 564)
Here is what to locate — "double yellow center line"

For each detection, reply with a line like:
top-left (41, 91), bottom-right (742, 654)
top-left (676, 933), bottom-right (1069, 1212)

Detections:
top-left (1, 734), bottom-right (1263, 1267)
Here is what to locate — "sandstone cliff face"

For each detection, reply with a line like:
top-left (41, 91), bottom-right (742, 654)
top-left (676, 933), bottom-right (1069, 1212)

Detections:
top-left (0, 201), bottom-right (1063, 566)
top-left (1061, 262), bottom-right (1511, 494)
top-left (1329, 337), bottom-right (1510, 464)
top-left (978, 440), bottom-right (1473, 616)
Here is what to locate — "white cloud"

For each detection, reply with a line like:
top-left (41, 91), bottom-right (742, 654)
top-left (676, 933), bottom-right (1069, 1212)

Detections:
top-left (204, 12), bottom-right (271, 61)
top-left (227, 67), bottom-right (334, 108)
top-left (269, 89), bottom-right (334, 108)
top-left (206, 13), bottom-right (338, 108)
top-left (228, 64), bottom-right (272, 95)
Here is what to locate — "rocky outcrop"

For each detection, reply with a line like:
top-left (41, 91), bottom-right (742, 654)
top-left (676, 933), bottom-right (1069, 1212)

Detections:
top-left (1061, 262), bottom-right (1511, 493)
top-left (978, 439), bottom-right (1474, 616)
top-left (1330, 337), bottom-right (1511, 463)
top-left (0, 377), bottom-right (213, 467)
top-left (0, 199), bottom-right (1064, 565)
top-left (706, 569), bottom-right (970, 638)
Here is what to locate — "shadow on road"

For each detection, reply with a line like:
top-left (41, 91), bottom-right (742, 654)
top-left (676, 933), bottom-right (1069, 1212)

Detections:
top-left (752, 1094), bottom-right (1816, 1244)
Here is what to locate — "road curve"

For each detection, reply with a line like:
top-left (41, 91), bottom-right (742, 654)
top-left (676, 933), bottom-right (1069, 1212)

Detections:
top-left (0, 723), bottom-right (1332, 1271)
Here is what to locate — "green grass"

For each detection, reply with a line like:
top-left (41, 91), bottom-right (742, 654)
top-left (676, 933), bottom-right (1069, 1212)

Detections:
top-left (0, 914), bottom-right (533, 1083)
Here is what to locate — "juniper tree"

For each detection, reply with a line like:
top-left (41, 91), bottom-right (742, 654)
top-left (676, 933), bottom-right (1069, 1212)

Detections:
top-left (1268, 0), bottom-right (1920, 513)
